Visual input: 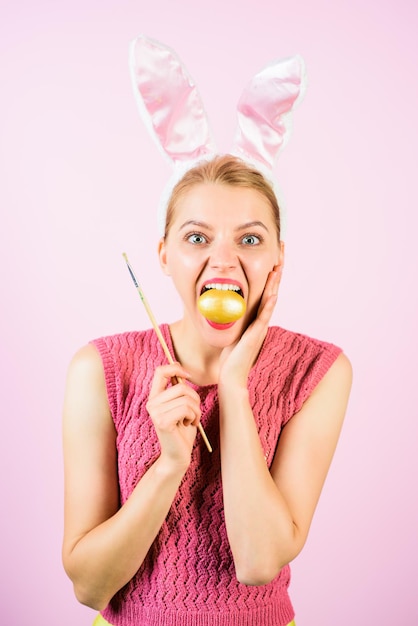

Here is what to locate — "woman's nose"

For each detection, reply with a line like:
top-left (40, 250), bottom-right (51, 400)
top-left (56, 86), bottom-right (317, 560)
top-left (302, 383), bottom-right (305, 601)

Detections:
top-left (209, 241), bottom-right (238, 270)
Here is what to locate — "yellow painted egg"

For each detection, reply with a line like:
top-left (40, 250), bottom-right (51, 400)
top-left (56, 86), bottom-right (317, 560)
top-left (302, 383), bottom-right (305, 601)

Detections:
top-left (197, 289), bottom-right (246, 324)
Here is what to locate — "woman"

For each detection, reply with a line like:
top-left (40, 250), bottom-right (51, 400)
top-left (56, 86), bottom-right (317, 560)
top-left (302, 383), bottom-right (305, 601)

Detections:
top-left (62, 154), bottom-right (352, 626)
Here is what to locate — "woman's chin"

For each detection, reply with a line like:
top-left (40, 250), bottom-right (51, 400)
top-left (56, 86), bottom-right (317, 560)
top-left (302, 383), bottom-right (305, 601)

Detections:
top-left (198, 315), bottom-right (247, 346)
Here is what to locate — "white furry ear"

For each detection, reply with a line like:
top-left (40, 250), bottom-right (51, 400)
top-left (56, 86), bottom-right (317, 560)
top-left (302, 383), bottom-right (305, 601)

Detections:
top-left (129, 35), bottom-right (216, 165)
top-left (232, 55), bottom-right (307, 169)
top-left (129, 36), bottom-right (307, 239)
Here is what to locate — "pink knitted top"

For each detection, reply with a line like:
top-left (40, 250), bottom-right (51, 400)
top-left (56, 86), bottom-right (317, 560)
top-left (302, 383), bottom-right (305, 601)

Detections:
top-left (91, 324), bottom-right (341, 626)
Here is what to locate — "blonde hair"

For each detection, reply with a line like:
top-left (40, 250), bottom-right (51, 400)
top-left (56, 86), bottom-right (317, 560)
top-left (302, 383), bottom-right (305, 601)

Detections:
top-left (164, 155), bottom-right (281, 240)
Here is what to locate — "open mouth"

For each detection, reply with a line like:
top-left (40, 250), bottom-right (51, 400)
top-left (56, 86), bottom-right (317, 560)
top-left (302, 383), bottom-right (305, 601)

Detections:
top-left (198, 282), bottom-right (247, 327)
top-left (200, 283), bottom-right (244, 298)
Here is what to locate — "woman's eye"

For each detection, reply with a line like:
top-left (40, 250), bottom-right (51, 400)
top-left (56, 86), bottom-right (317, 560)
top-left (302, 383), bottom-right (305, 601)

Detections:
top-left (187, 233), bottom-right (207, 244)
top-left (242, 234), bottom-right (261, 245)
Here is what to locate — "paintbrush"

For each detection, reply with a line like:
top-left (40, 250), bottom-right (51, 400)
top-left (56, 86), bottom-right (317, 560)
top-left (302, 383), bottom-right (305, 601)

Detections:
top-left (122, 253), bottom-right (212, 453)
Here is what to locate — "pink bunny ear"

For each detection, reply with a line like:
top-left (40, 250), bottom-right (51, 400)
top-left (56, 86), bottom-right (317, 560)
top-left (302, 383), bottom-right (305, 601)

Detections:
top-left (232, 55), bottom-right (307, 170)
top-left (129, 35), bottom-right (216, 164)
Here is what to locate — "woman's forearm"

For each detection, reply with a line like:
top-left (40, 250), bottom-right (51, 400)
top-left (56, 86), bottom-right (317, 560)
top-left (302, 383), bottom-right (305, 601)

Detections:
top-left (218, 384), bottom-right (300, 585)
top-left (64, 457), bottom-right (186, 610)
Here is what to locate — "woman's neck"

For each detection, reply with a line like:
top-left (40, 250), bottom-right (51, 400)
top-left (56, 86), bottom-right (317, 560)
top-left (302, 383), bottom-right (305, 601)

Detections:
top-left (168, 319), bottom-right (223, 386)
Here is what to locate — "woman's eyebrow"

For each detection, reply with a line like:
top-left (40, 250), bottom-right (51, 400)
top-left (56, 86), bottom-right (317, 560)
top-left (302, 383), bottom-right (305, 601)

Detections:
top-left (236, 221), bottom-right (269, 232)
top-left (179, 220), bottom-right (213, 231)
top-left (178, 219), bottom-right (269, 232)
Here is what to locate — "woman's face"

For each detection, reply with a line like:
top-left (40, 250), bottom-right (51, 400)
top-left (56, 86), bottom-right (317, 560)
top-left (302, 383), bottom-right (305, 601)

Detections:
top-left (159, 182), bottom-right (284, 346)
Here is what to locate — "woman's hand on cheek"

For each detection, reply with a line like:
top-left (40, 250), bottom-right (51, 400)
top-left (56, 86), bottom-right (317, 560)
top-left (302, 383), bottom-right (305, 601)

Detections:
top-left (146, 363), bottom-right (201, 470)
top-left (219, 265), bottom-right (282, 388)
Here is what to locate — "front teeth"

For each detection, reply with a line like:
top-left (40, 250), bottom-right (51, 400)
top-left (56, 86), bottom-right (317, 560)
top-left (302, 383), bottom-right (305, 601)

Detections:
top-left (204, 283), bottom-right (241, 292)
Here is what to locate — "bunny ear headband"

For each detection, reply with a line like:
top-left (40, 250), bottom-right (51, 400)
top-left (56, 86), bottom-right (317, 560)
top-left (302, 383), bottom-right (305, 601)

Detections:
top-left (129, 35), bottom-right (307, 238)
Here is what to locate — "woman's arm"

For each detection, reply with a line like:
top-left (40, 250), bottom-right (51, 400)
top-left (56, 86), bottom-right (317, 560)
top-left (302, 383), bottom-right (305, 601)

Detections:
top-left (218, 266), bottom-right (352, 584)
top-left (218, 351), bottom-right (352, 585)
top-left (62, 345), bottom-right (199, 610)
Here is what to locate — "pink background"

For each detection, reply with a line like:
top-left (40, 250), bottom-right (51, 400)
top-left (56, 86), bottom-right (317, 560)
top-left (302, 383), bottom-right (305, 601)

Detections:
top-left (1, 0), bottom-right (417, 624)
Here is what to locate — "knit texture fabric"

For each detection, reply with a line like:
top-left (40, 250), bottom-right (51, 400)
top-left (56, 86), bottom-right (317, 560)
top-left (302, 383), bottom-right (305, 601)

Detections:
top-left (91, 324), bottom-right (342, 626)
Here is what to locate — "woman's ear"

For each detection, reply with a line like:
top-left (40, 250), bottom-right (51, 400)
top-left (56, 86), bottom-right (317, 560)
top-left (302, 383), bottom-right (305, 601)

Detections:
top-left (277, 241), bottom-right (285, 269)
top-left (158, 238), bottom-right (171, 276)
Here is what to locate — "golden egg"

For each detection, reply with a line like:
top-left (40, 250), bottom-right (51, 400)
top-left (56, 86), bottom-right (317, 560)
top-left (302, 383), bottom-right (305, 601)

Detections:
top-left (197, 289), bottom-right (246, 324)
